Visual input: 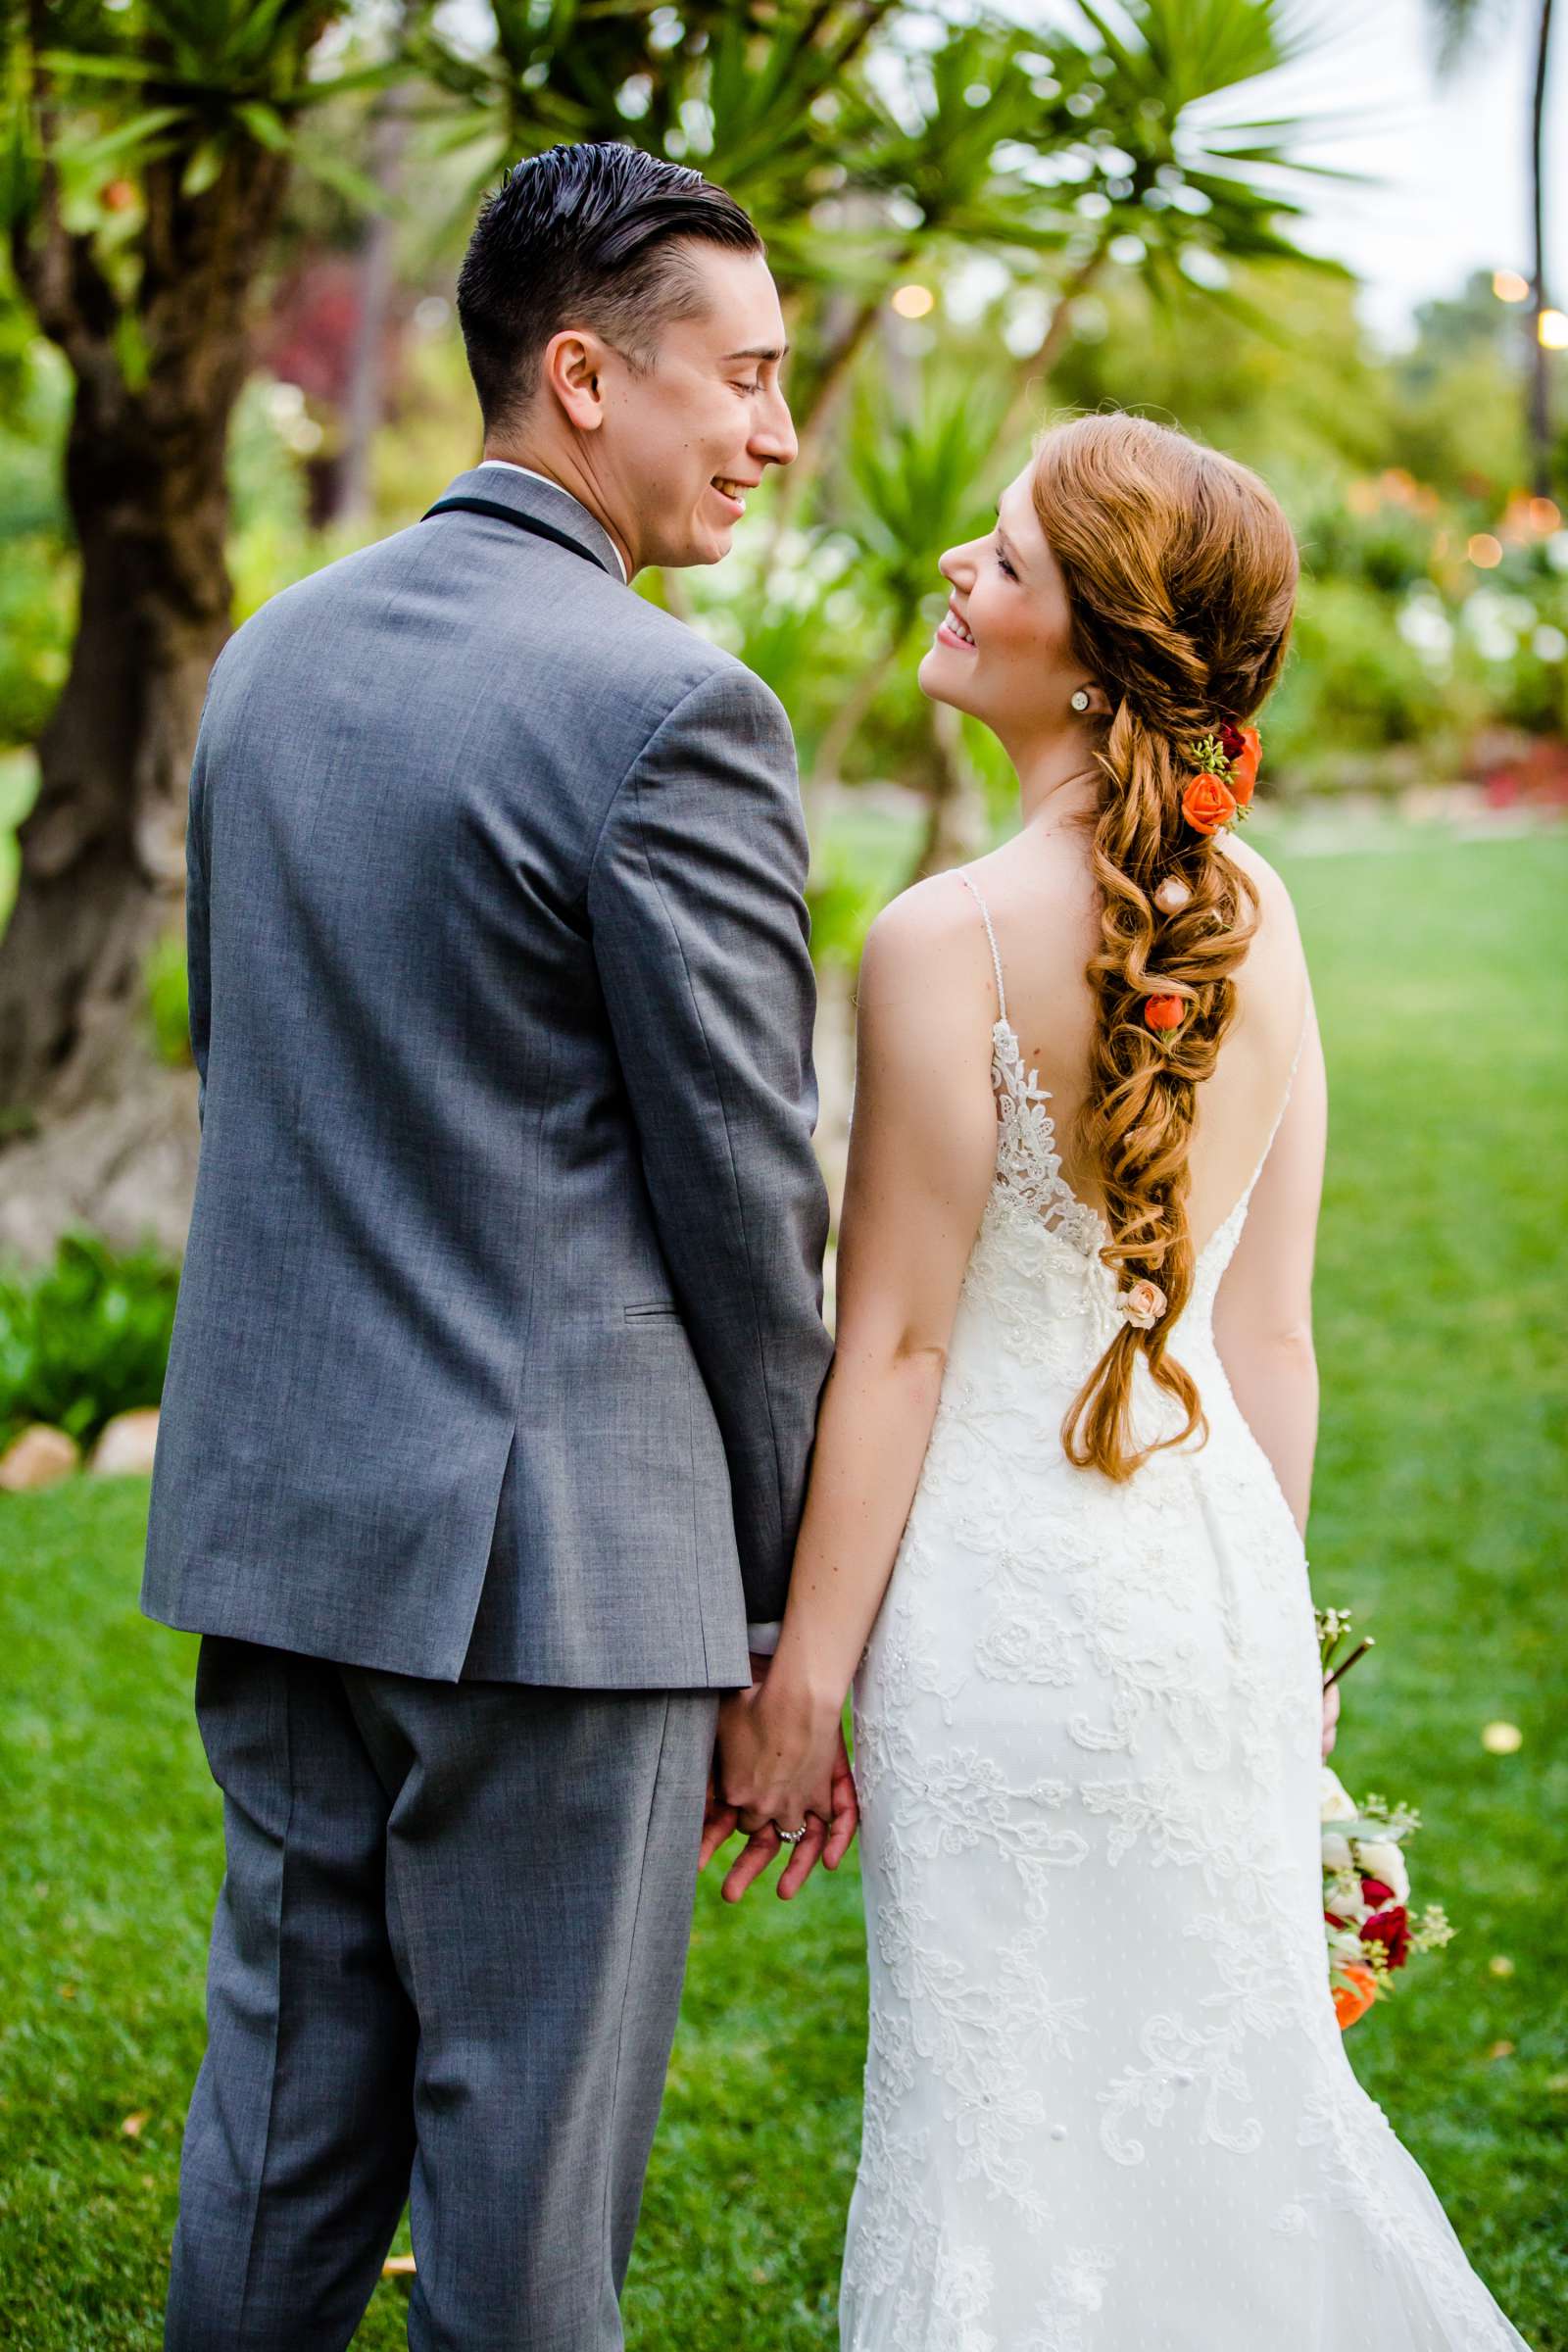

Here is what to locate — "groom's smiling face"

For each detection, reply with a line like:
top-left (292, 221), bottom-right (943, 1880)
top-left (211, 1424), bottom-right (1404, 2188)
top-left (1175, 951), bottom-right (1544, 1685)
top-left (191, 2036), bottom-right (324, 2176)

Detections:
top-left (585, 244), bottom-right (798, 571)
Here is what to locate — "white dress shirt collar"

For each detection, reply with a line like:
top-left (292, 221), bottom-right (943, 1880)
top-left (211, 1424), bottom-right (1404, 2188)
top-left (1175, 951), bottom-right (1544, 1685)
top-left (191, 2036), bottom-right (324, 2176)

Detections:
top-left (473, 460), bottom-right (628, 582)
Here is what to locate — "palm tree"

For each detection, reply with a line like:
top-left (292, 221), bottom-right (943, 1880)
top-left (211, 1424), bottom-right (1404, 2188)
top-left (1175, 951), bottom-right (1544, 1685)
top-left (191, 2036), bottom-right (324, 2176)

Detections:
top-left (0, 0), bottom-right (1336, 1242)
top-left (1422, 0), bottom-right (1556, 495)
top-left (770, 0), bottom-right (1346, 817)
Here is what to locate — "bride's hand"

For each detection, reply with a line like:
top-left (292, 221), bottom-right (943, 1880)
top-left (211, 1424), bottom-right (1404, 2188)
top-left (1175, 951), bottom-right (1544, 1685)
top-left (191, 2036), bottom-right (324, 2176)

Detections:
top-left (713, 1667), bottom-right (849, 1900)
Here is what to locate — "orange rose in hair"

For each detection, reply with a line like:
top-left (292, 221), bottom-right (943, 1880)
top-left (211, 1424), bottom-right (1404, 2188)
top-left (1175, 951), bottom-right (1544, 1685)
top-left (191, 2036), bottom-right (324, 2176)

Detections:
top-left (1144, 995), bottom-right (1185, 1032)
top-left (1229, 726), bottom-right (1261, 806)
top-left (1181, 772), bottom-right (1237, 835)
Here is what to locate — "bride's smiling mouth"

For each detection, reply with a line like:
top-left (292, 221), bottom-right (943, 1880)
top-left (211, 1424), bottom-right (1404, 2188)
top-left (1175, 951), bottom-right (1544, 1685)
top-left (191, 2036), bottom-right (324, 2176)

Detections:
top-left (935, 600), bottom-right (976, 652)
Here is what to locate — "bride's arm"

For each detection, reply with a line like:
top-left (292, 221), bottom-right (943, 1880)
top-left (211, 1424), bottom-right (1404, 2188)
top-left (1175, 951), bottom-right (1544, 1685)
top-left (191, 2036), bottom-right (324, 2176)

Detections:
top-left (1210, 993), bottom-right (1328, 1534)
top-left (713, 884), bottom-right (1000, 1870)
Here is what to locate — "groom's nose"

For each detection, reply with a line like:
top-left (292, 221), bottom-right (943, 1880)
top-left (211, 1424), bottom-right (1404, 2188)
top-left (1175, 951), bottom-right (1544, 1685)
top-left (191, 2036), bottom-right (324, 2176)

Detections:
top-left (753, 385), bottom-right (799, 468)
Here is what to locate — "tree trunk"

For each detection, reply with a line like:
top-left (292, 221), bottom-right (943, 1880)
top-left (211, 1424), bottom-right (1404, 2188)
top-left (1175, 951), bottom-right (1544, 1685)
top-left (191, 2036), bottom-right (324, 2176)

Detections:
top-left (908, 701), bottom-right (987, 884)
top-left (992, 240), bottom-right (1108, 458)
top-left (0, 401), bottom-right (231, 1119)
top-left (1, 138), bottom-right (288, 1134)
top-left (808, 610), bottom-right (915, 817)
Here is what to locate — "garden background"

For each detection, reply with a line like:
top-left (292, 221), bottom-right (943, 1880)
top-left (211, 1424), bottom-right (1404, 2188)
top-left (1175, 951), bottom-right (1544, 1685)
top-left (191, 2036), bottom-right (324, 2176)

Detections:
top-left (1, 0), bottom-right (1565, 2343)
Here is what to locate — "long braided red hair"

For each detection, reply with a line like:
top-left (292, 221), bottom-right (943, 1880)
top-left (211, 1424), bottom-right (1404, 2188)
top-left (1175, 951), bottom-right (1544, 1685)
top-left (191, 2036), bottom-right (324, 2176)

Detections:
top-left (1030, 415), bottom-right (1298, 1480)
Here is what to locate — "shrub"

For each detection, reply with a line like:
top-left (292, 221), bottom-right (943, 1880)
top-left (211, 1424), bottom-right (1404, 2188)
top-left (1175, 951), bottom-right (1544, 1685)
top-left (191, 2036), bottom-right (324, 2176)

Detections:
top-left (0, 1235), bottom-right (179, 1454)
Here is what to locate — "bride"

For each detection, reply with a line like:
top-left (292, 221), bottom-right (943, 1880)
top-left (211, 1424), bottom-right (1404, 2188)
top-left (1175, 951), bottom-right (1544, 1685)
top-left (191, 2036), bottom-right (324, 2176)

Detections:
top-left (713, 413), bottom-right (1531, 2347)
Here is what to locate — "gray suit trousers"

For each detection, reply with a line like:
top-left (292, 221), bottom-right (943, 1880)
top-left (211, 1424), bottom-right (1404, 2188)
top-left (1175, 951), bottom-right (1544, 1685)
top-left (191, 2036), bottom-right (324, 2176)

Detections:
top-left (167, 1638), bottom-right (718, 2351)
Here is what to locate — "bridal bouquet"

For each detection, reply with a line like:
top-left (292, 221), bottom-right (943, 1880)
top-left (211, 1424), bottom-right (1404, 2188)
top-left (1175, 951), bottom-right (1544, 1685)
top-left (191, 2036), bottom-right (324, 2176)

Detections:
top-left (1317, 1608), bottom-right (1455, 2031)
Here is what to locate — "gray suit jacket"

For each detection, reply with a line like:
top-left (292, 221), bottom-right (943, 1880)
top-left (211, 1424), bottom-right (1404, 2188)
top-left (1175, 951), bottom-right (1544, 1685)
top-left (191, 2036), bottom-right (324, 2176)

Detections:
top-left (142, 465), bottom-right (832, 1688)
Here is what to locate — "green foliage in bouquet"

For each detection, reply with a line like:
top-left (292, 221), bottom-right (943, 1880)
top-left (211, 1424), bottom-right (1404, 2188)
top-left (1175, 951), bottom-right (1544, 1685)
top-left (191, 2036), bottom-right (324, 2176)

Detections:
top-left (0, 1235), bottom-right (179, 1453)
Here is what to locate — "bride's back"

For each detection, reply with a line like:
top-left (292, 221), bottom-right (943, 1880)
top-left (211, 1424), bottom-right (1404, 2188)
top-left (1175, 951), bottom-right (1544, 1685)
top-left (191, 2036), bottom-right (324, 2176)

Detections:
top-left (961, 822), bottom-right (1307, 1261)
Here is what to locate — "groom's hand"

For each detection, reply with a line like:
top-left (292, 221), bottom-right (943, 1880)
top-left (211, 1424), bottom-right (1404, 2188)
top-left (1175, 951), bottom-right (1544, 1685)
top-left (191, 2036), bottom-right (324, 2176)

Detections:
top-left (703, 1656), bottom-right (859, 1902)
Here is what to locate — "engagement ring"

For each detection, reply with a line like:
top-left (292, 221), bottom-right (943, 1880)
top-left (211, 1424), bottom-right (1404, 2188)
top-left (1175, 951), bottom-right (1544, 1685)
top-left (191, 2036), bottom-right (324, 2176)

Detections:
top-left (775, 1823), bottom-right (808, 1845)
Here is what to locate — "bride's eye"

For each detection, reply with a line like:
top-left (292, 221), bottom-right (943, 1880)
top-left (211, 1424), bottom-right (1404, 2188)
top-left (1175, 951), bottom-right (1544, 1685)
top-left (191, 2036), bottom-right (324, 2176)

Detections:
top-left (995, 546), bottom-right (1017, 578)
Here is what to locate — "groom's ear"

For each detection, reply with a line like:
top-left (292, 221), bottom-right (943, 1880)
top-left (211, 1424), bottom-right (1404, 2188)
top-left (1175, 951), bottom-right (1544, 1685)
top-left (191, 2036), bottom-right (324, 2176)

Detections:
top-left (541, 326), bottom-right (611, 433)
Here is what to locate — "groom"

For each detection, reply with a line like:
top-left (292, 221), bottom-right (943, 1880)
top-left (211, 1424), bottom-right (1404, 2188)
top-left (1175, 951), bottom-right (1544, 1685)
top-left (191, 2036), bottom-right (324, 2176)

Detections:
top-left (143, 141), bottom-right (840, 2348)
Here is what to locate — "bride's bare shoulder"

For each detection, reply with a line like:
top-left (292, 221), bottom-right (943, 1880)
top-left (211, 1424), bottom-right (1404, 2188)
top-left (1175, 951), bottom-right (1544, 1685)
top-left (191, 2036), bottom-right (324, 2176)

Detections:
top-left (1220, 829), bottom-right (1298, 930)
top-left (857, 869), bottom-right (1001, 1025)
top-left (1219, 832), bottom-right (1310, 1034)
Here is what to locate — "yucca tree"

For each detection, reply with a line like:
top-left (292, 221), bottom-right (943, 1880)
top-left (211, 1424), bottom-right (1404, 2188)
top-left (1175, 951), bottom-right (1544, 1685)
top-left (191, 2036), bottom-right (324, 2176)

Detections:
top-left (782, 0), bottom-right (1344, 803)
top-left (993, 0), bottom-right (1344, 443)
top-left (0, 0), bottom-right (914, 1132)
top-left (1421, 0), bottom-right (1556, 494)
top-left (0, 0), bottom-right (379, 1118)
top-left (0, 0), bottom-right (1334, 1176)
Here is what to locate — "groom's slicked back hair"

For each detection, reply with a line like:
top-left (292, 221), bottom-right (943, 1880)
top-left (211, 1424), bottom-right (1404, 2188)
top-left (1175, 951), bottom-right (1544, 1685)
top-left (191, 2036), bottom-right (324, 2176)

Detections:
top-left (457, 141), bottom-right (763, 430)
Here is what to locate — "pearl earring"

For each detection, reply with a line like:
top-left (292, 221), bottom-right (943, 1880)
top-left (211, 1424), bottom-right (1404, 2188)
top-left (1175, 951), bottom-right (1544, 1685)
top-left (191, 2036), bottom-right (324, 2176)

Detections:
top-left (1070, 689), bottom-right (1092, 713)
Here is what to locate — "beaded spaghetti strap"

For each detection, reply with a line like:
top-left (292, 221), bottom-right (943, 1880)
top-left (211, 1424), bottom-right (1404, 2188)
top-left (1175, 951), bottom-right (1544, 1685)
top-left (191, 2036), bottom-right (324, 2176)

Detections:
top-left (958, 871), bottom-right (1007, 1025)
top-left (956, 870), bottom-right (1106, 1258)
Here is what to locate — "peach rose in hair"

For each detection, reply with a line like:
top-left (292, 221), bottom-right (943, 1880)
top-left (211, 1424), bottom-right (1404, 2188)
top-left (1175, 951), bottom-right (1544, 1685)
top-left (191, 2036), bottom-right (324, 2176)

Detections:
top-left (1121, 1279), bottom-right (1166, 1331)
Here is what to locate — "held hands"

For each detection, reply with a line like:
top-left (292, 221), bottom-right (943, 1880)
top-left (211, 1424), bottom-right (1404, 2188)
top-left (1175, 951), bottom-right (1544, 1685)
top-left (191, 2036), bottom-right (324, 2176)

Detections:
top-left (700, 1654), bottom-right (858, 1902)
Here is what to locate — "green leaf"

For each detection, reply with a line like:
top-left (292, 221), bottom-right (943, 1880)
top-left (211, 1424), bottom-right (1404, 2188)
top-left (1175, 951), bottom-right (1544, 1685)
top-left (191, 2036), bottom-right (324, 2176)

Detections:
top-left (299, 147), bottom-right (387, 213)
top-left (179, 132), bottom-right (227, 196)
top-left (65, 107), bottom-right (190, 172)
top-left (113, 309), bottom-right (151, 393)
top-left (233, 99), bottom-right (290, 150)
top-left (0, 99), bottom-right (41, 231)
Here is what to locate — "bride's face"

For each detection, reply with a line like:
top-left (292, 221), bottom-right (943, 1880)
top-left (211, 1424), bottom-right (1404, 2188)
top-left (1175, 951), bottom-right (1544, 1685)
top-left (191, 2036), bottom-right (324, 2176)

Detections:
top-left (918, 466), bottom-right (1090, 752)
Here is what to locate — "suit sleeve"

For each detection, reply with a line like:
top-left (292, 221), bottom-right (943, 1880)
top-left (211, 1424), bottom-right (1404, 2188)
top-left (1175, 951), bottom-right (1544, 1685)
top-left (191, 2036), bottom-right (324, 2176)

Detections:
top-left (186, 732), bottom-right (212, 1132)
top-left (586, 662), bottom-right (833, 1626)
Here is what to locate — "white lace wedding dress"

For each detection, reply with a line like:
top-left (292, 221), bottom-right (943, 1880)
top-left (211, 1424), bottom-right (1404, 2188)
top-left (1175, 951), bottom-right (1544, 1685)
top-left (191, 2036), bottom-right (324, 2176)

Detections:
top-left (840, 876), bottom-right (1531, 2351)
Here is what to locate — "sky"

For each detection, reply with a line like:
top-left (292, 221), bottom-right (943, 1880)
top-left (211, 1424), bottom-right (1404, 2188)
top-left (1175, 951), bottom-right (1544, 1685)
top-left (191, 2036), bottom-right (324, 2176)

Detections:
top-left (1232, 0), bottom-right (1567, 345)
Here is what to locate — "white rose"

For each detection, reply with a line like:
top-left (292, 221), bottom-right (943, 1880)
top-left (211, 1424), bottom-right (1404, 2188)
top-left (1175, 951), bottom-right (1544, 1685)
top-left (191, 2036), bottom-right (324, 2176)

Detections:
top-left (1353, 1839), bottom-right (1410, 1903)
top-left (1320, 1832), bottom-right (1354, 1876)
top-left (1320, 1766), bottom-right (1357, 1822)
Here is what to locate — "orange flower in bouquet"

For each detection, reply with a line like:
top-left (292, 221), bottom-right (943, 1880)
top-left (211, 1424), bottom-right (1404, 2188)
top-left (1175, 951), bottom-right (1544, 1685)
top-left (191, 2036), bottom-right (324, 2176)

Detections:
top-left (1332, 1964), bottom-right (1379, 2032)
top-left (1317, 1608), bottom-right (1454, 2032)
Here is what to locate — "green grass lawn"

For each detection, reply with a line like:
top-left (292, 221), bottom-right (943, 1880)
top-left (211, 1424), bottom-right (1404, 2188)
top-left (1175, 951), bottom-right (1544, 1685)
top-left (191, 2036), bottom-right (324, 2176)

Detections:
top-left (2, 825), bottom-right (1565, 2349)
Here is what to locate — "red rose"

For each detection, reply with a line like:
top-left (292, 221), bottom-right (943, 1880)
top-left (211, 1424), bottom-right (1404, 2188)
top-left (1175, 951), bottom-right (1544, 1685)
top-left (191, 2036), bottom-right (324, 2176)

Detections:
top-left (1359, 1877), bottom-right (1396, 1908)
top-left (1144, 995), bottom-right (1185, 1032)
top-left (1181, 771), bottom-right (1237, 835)
top-left (1360, 1905), bottom-right (1411, 1970)
top-left (1217, 723), bottom-right (1247, 762)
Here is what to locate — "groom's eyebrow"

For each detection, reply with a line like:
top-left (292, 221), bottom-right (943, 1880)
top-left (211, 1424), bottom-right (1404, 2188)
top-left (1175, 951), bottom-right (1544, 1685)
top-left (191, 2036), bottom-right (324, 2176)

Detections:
top-left (719, 344), bottom-right (789, 363)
